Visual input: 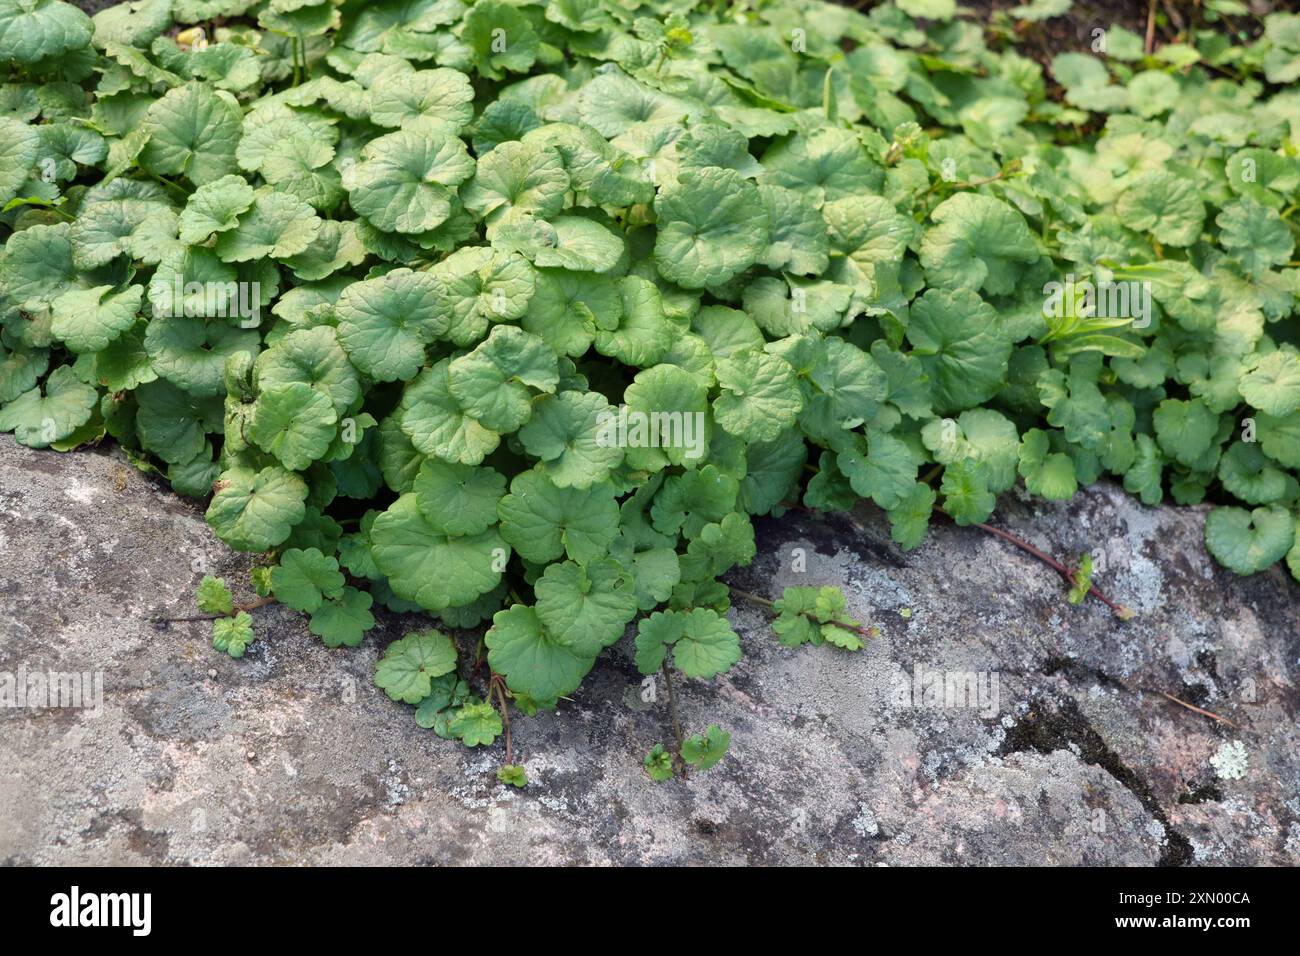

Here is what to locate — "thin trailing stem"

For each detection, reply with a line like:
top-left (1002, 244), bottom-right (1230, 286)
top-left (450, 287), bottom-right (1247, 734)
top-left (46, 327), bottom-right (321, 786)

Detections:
top-left (492, 675), bottom-right (514, 765)
top-left (728, 586), bottom-right (774, 608)
top-left (1146, 688), bottom-right (1238, 729)
top-left (143, 170), bottom-right (189, 200)
top-left (969, 520), bottom-right (1134, 620)
top-left (786, 481), bottom-right (1130, 620)
top-left (14, 200), bottom-right (75, 222)
top-left (152, 595), bottom-right (276, 625)
top-left (659, 662), bottom-right (685, 759)
top-left (921, 160), bottom-right (1022, 199)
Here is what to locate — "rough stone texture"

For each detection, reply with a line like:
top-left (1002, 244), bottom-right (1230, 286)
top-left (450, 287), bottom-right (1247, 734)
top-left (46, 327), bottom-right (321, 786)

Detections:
top-left (0, 434), bottom-right (1297, 865)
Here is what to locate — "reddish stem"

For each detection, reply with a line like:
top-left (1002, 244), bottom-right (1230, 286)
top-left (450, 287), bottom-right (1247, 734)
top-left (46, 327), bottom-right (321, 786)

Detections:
top-left (972, 521), bottom-right (1133, 620)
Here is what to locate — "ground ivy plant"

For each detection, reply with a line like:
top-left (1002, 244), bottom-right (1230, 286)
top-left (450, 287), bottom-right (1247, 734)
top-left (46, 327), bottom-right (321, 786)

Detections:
top-left (3, 0), bottom-right (1300, 784)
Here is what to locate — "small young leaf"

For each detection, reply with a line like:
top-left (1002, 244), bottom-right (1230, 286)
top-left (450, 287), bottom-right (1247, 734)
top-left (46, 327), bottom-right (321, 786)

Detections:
top-left (681, 725), bottom-right (730, 770)
top-left (196, 575), bottom-right (234, 615)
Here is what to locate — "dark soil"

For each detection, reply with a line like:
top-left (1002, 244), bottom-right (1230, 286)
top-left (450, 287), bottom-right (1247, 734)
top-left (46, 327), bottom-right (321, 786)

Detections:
top-left (957, 0), bottom-right (1274, 65)
top-left (71, 0), bottom-right (118, 16)
top-left (68, 0), bottom-right (1279, 54)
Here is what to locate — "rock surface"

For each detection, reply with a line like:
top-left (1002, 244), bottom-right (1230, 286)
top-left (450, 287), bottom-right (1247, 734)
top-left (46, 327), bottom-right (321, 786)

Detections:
top-left (0, 434), bottom-right (1296, 865)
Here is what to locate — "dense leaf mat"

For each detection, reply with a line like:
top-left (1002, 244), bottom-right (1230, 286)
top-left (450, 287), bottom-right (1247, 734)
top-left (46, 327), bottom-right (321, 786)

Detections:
top-left (3, 0), bottom-right (1300, 763)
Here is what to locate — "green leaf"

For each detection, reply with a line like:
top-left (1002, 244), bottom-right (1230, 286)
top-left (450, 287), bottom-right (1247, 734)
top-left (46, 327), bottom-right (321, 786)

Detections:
top-left (652, 464), bottom-right (740, 539)
top-left (497, 764), bottom-right (527, 787)
top-left (634, 608), bottom-right (741, 679)
top-left (309, 586), bottom-right (375, 648)
top-left (825, 195), bottom-right (916, 287)
top-left (1257, 412), bottom-right (1300, 470)
top-left (370, 493), bottom-right (507, 613)
top-left (534, 558), bottom-right (638, 657)
top-left (370, 67), bottom-right (475, 132)
top-left (375, 630), bottom-right (459, 704)
top-left (486, 604), bottom-right (596, 703)
top-left (806, 338), bottom-right (889, 432)
top-left (906, 288), bottom-right (1012, 413)
top-left (335, 268), bottom-right (449, 381)
top-left (681, 724), bottom-right (730, 770)
top-left (0, 366), bottom-right (97, 448)
top-left (940, 459), bottom-right (996, 526)
top-left (740, 429), bottom-right (807, 515)
top-left (1152, 398), bottom-right (1220, 468)
top-left (462, 140), bottom-right (567, 226)
top-left (1018, 428), bottom-right (1078, 500)
top-left (886, 482), bottom-right (937, 551)
top-left (344, 127), bottom-right (474, 234)
top-left (206, 465), bottom-right (309, 552)
top-left (448, 701), bottom-right (503, 747)
top-left (0, 0), bottom-right (93, 65)
top-left (462, 0), bottom-right (538, 79)
top-left (250, 382), bottom-right (338, 472)
top-left (433, 245), bottom-right (535, 346)
top-left (413, 673), bottom-right (470, 730)
top-left (760, 127), bottom-right (882, 207)
top-left (770, 585), bottom-right (868, 651)
top-left (196, 575), bottom-right (234, 615)
top-left (897, 0), bottom-right (956, 18)
top-left (496, 215), bottom-right (625, 273)
top-left (1115, 170), bottom-right (1205, 247)
top-left (178, 174), bottom-right (255, 244)
top-left (644, 743), bottom-right (674, 782)
top-left (594, 275), bottom-right (672, 368)
top-left (71, 197), bottom-right (179, 269)
top-left (621, 363), bottom-right (710, 471)
top-left (679, 512), bottom-right (756, 581)
top-left (920, 193), bottom-right (1039, 296)
top-left (0, 116), bottom-right (40, 204)
top-left (518, 390), bottom-right (623, 489)
top-left (838, 428), bottom-right (920, 510)
top-left (398, 359), bottom-right (500, 466)
top-left (1123, 433), bottom-right (1164, 506)
top-left (654, 168), bottom-right (768, 289)
top-left (271, 546), bottom-right (345, 613)
top-left (1, 222), bottom-right (81, 309)
top-left (212, 611), bottom-right (254, 658)
top-left (497, 470), bottom-right (619, 565)
top-left (49, 284), bottom-right (142, 355)
top-left (758, 185), bottom-right (828, 275)
top-left (1204, 505), bottom-right (1295, 575)
top-left (1067, 552), bottom-right (1093, 604)
top-left (134, 379), bottom-right (220, 464)
top-left (0, 345), bottom-right (49, 405)
top-left (521, 268), bottom-right (618, 357)
top-left (1218, 441), bottom-right (1291, 505)
top-left (447, 324), bottom-right (558, 433)
top-left (412, 457), bottom-right (506, 536)
top-left (255, 326), bottom-right (359, 417)
top-left (213, 188), bottom-right (323, 262)
top-left (144, 316), bottom-right (258, 398)
top-left (140, 82), bottom-right (242, 185)
top-left (1240, 351), bottom-right (1300, 418)
top-left (713, 348), bottom-right (801, 442)
top-left (1217, 199), bottom-right (1293, 276)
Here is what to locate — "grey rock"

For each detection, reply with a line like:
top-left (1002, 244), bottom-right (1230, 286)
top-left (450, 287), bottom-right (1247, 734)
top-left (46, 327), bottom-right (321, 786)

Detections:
top-left (0, 434), bottom-right (1296, 865)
